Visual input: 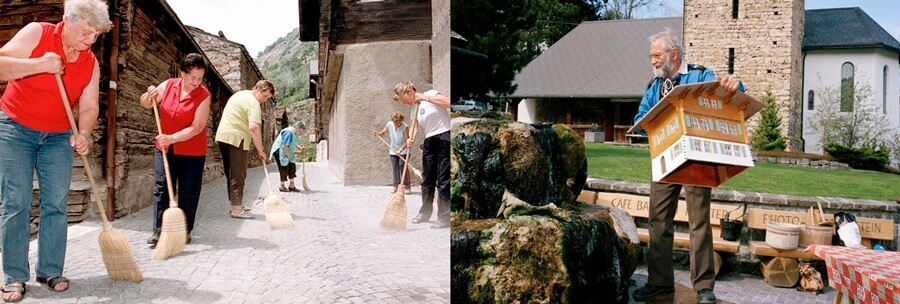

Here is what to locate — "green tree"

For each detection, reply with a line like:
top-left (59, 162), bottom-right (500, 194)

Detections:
top-left (749, 91), bottom-right (786, 151)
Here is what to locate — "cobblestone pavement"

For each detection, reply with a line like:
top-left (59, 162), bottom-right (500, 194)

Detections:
top-left (629, 264), bottom-right (842, 304)
top-left (2, 161), bottom-right (450, 303)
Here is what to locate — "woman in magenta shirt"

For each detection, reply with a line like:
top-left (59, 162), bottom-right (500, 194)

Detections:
top-left (0, 0), bottom-right (112, 299)
top-left (139, 53), bottom-right (212, 250)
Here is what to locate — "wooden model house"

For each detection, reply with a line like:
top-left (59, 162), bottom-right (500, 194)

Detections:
top-left (629, 81), bottom-right (763, 187)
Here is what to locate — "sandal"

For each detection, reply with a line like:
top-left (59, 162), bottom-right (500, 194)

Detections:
top-left (37, 276), bottom-right (68, 292)
top-left (1, 282), bottom-right (25, 303)
top-left (288, 186), bottom-right (301, 192)
top-left (279, 186), bottom-right (288, 192)
top-left (230, 210), bottom-right (254, 219)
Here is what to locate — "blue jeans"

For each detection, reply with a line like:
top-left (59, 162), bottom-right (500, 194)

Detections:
top-left (0, 110), bottom-right (73, 283)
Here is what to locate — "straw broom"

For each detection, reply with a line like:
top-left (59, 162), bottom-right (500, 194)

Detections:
top-left (380, 103), bottom-right (420, 230)
top-left (375, 135), bottom-right (423, 179)
top-left (150, 100), bottom-right (187, 260)
top-left (300, 149), bottom-right (310, 191)
top-left (263, 163), bottom-right (295, 229)
top-left (54, 75), bottom-right (142, 282)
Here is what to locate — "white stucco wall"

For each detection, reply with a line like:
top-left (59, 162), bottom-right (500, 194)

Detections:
top-left (517, 98), bottom-right (537, 123)
top-left (328, 40), bottom-right (431, 186)
top-left (801, 49), bottom-right (900, 154)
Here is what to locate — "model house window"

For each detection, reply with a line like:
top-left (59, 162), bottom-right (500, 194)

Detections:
top-left (808, 90), bottom-right (815, 110)
top-left (884, 65), bottom-right (889, 114)
top-left (841, 62), bottom-right (854, 112)
top-left (699, 119), bottom-right (709, 130)
top-left (703, 141), bottom-right (712, 153)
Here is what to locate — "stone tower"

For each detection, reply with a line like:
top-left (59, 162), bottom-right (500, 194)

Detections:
top-left (683, 0), bottom-right (805, 151)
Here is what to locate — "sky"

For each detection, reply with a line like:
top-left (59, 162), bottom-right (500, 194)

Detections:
top-left (649, 0), bottom-right (900, 41)
top-left (166, 0), bottom-right (299, 58)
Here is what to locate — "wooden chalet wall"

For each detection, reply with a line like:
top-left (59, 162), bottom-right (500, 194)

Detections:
top-left (113, 0), bottom-right (234, 216)
top-left (0, 1), bottom-right (235, 220)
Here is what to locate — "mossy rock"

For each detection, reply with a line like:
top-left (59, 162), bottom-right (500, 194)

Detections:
top-left (451, 202), bottom-right (636, 304)
top-left (450, 119), bottom-right (587, 219)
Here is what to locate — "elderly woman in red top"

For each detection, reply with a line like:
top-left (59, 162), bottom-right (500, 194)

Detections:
top-left (139, 53), bottom-right (212, 250)
top-left (0, 0), bottom-right (111, 300)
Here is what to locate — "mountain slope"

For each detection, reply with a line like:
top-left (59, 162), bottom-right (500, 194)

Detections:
top-left (256, 28), bottom-right (318, 130)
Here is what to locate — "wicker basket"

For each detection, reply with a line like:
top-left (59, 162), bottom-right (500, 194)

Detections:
top-left (799, 223), bottom-right (834, 247)
top-left (765, 222), bottom-right (800, 250)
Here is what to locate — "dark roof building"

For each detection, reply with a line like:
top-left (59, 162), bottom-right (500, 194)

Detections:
top-left (510, 17), bottom-right (681, 99)
top-left (803, 7), bottom-right (900, 52)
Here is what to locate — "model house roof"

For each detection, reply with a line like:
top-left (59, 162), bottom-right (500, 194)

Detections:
top-left (803, 7), bottom-right (900, 52)
top-left (629, 81), bottom-right (764, 133)
top-left (509, 17), bottom-right (681, 99)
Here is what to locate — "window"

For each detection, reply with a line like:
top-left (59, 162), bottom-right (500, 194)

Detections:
top-left (841, 62), bottom-right (854, 112)
top-left (699, 119), bottom-right (709, 130)
top-left (728, 48), bottom-right (735, 74)
top-left (729, 124), bottom-right (737, 135)
top-left (703, 141), bottom-right (712, 153)
top-left (808, 90), bottom-right (815, 110)
top-left (732, 0), bottom-right (739, 19)
top-left (884, 65), bottom-right (889, 114)
top-left (692, 139), bottom-right (702, 151)
top-left (724, 144), bottom-right (733, 156)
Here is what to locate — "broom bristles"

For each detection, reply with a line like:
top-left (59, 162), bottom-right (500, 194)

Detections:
top-left (98, 226), bottom-right (143, 282)
top-left (151, 206), bottom-right (187, 260)
top-left (301, 162), bottom-right (310, 191)
top-left (380, 188), bottom-right (407, 230)
top-left (265, 195), bottom-right (295, 229)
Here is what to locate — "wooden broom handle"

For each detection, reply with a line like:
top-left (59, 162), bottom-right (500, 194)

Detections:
top-left (262, 160), bottom-right (276, 195)
top-left (399, 103), bottom-right (420, 186)
top-left (151, 99), bottom-right (178, 207)
top-left (55, 74), bottom-right (112, 226)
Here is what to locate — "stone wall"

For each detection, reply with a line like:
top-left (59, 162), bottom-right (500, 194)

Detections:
top-left (432, 0), bottom-right (450, 95)
top-left (752, 155), bottom-right (850, 170)
top-left (684, 0), bottom-right (805, 151)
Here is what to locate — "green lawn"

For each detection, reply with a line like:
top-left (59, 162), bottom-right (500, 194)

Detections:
top-left (585, 143), bottom-right (900, 201)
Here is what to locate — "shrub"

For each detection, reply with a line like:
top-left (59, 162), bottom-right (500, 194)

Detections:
top-left (749, 91), bottom-right (787, 151)
top-left (823, 143), bottom-right (889, 171)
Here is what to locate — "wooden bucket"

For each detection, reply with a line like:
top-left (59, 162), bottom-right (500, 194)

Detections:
top-left (765, 222), bottom-right (800, 250)
top-left (799, 223), bottom-right (834, 247)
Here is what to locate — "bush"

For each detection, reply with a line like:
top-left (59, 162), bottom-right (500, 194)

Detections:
top-left (823, 143), bottom-right (889, 171)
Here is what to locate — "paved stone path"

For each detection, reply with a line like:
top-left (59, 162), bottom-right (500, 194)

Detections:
top-left (629, 264), bottom-right (842, 304)
top-left (3, 161), bottom-right (450, 303)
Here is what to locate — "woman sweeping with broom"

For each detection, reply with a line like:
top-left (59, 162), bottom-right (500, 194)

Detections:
top-left (0, 0), bottom-right (117, 300)
top-left (139, 53), bottom-right (211, 251)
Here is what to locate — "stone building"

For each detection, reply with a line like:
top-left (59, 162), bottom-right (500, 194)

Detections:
top-left (0, 1), bottom-right (275, 226)
top-left (298, 0), bottom-right (450, 186)
top-left (187, 25), bottom-right (276, 168)
top-left (683, 0), bottom-right (805, 151)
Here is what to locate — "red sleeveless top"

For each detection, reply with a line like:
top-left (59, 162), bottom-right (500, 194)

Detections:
top-left (1, 22), bottom-right (97, 132)
top-left (155, 78), bottom-right (210, 156)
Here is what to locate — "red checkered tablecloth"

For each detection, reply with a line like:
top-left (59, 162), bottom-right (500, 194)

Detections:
top-left (808, 245), bottom-right (900, 304)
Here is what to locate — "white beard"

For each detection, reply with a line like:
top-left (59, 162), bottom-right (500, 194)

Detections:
top-left (653, 59), bottom-right (675, 78)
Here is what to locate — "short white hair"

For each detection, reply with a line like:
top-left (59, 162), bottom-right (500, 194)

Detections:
top-left (64, 0), bottom-right (112, 32)
top-left (648, 28), bottom-right (683, 60)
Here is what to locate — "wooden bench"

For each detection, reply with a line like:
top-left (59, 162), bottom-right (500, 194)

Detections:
top-left (591, 192), bottom-right (744, 275)
top-left (745, 208), bottom-right (895, 259)
top-left (745, 208), bottom-right (895, 287)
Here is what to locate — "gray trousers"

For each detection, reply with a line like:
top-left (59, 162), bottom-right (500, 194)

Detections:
top-left (646, 181), bottom-right (715, 291)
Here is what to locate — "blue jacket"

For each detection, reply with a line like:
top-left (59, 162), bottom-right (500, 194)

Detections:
top-left (633, 64), bottom-right (744, 134)
top-left (268, 127), bottom-right (299, 166)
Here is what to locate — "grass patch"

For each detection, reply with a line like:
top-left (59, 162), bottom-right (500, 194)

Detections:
top-left (585, 143), bottom-right (900, 201)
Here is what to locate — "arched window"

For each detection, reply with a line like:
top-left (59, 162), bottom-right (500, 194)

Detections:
top-left (884, 65), bottom-right (889, 114)
top-left (808, 90), bottom-right (815, 110)
top-left (841, 62), bottom-right (854, 112)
